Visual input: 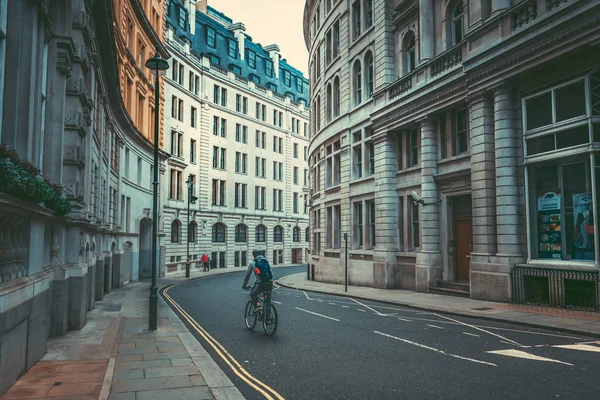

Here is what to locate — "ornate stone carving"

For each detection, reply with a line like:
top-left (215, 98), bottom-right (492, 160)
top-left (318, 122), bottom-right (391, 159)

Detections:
top-left (64, 112), bottom-right (81, 127)
top-left (63, 145), bottom-right (86, 168)
top-left (63, 182), bottom-right (83, 200)
top-left (83, 109), bottom-right (92, 126)
top-left (56, 50), bottom-right (73, 77)
top-left (67, 75), bottom-right (81, 93)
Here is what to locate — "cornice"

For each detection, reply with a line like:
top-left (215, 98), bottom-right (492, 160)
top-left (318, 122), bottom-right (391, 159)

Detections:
top-left (128, 0), bottom-right (170, 59)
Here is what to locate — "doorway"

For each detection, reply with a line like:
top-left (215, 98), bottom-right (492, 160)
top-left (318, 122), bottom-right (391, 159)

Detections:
top-left (139, 218), bottom-right (152, 279)
top-left (292, 248), bottom-right (302, 264)
top-left (452, 195), bottom-right (472, 283)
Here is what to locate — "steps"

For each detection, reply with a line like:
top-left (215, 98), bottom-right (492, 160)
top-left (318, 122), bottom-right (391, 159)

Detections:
top-left (429, 281), bottom-right (470, 298)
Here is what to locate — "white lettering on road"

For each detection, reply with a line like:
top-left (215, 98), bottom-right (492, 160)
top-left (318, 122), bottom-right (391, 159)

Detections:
top-left (552, 344), bottom-right (600, 353)
top-left (375, 331), bottom-right (496, 367)
top-left (487, 349), bottom-right (573, 366)
top-left (295, 307), bottom-right (340, 322)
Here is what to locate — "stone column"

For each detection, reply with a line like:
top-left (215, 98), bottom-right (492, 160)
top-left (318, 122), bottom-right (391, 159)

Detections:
top-left (494, 85), bottom-right (521, 257)
top-left (419, 0), bottom-right (434, 61)
top-left (373, 133), bottom-right (399, 289)
top-left (469, 93), bottom-right (497, 257)
top-left (416, 117), bottom-right (442, 291)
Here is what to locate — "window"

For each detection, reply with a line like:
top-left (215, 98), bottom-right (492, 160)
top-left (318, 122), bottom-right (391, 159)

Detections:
top-left (171, 95), bottom-right (177, 118)
top-left (279, 112), bottom-right (283, 127)
top-left (235, 224), bottom-right (247, 242)
top-left (212, 146), bottom-right (218, 168)
top-left (326, 29), bottom-right (332, 65)
top-left (234, 251), bottom-right (248, 267)
top-left (236, 123), bottom-right (241, 142)
top-left (178, 99), bottom-right (184, 121)
top-left (220, 148), bottom-right (226, 169)
top-left (292, 117), bottom-right (296, 133)
top-left (236, 94), bottom-right (241, 112)
top-left (284, 70), bottom-right (291, 87)
top-left (255, 156), bottom-right (266, 178)
top-left (326, 141), bottom-right (342, 186)
top-left (316, 96), bottom-right (321, 131)
top-left (190, 139), bottom-right (197, 163)
top-left (230, 65), bottom-right (242, 75)
top-left (368, 141), bottom-right (375, 176)
top-left (280, 138), bottom-right (284, 154)
top-left (251, 74), bottom-right (260, 84)
top-left (304, 146), bottom-right (308, 161)
top-left (211, 179), bottom-right (226, 206)
top-left (170, 130), bottom-right (183, 156)
top-left (273, 110), bottom-right (278, 126)
top-left (326, 205), bottom-right (342, 248)
top-left (273, 189), bottom-right (283, 211)
top-left (293, 192), bottom-right (299, 213)
top-left (293, 226), bottom-right (301, 242)
top-left (452, 3), bottom-right (464, 45)
top-left (213, 85), bottom-right (220, 104)
top-left (194, 76), bottom-right (200, 95)
top-left (234, 183), bottom-right (247, 208)
top-left (255, 186), bottom-right (267, 210)
top-left (262, 131), bottom-right (266, 148)
top-left (365, 0), bottom-right (373, 29)
top-left (332, 20), bottom-right (340, 60)
top-left (207, 27), bottom-right (216, 47)
top-left (365, 51), bottom-right (374, 99)
top-left (242, 126), bottom-right (248, 143)
top-left (293, 143), bottom-right (299, 158)
top-left (368, 200), bottom-right (376, 248)
top-left (274, 226), bottom-right (283, 242)
top-left (210, 54), bottom-right (220, 65)
top-left (409, 128), bottom-right (419, 167)
top-left (354, 202), bottom-right (363, 248)
top-left (404, 32), bottom-right (416, 74)
top-left (333, 77), bottom-right (341, 117)
top-left (212, 223), bottom-right (226, 242)
top-left (213, 146), bottom-right (226, 169)
top-left (171, 220), bottom-right (181, 243)
top-left (248, 50), bottom-right (256, 68)
top-left (221, 88), bottom-right (227, 107)
top-left (411, 201), bottom-right (420, 249)
top-left (256, 225), bottom-right (266, 242)
top-left (188, 221), bottom-right (197, 243)
top-left (172, 60), bottom-right (178, 81)
top-left (304, 169), bottom-right (308, 186)
top-left (353, 60), bottom-right (362, 106)
top-left (255, 103), bottom-right (260, 119)
top-left (188, 71), bottom-right (194, 91)
top-left (266, 60), bottom-right (273, 77)
top-left (326, 83), bottom-right (332, 122)
top-left (296, 77), bottom-right (303, 93)
top-left (294, 167), bottom-right (299, 184)
top-left (306, 227), bottom-right (310, 243)
top-left (352, 0), bottom-right (361, 39)
top-left (316, 5), bottom-right (321, 29)
top-left (191, 106), bottom-right (197, 128)
top-left (242, 97), bottom-right (248, 114)
top-left (453, 108), bottom-right (469, 155)
top-left (228, 39), bottom-right (237, 58)
top-left (221, 119), bottom-right (227, 137)
top-left (169, 169), bottom-right (183, 199)
top-left (353, 132), bottom-right (363, 179)
top-left (179, 64), bottom-right (184, 86)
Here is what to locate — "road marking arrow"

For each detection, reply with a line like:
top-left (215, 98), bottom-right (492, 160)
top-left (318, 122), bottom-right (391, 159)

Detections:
top-left (487, 349), bottom-right (573, 366)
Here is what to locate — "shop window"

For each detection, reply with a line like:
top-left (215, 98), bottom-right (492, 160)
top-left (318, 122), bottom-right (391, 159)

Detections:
top-left (526, 125), bottom-right (589, 156)
top-left (526, 79), bottom-right (588, 132)
top-left (555, 80), bottom-right (586, 123)
top-left (529, 161), bottom-right (594, 261)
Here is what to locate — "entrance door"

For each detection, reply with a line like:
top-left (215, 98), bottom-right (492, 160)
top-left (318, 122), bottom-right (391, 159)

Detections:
top-left (454, 218), bottom-right (472, 282)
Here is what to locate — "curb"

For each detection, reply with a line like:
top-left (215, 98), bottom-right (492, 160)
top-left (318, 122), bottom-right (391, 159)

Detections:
top-left (275, 279), bottom-right (600, 339)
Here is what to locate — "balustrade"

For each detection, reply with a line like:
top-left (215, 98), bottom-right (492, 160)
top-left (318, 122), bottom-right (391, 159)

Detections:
top-left (511, 0), bottom-right (538, 30)
top-left (0, 214), bottom-right (29, 284)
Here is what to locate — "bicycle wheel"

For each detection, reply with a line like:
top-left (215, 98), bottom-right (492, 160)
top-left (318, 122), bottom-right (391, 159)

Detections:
top-left (244, 301), bottom-right (257, 330)
top-left (263, 304), bottom-right (278, 336)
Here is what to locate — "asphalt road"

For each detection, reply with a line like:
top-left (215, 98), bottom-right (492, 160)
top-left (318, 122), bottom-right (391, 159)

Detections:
top-left (164, 266), bottom-right (600, 400)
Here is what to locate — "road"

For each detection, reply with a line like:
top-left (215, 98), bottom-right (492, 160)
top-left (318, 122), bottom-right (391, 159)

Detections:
top-left (163, 266), bottom-right (600, 400)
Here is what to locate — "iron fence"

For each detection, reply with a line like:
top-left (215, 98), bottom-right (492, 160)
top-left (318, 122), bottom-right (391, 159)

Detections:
top-left (511, 266), bottom-right (599, 310)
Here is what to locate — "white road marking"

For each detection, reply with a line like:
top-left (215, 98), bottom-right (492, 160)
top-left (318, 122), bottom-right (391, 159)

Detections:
top-left (433, 313), bottom-right (524, 348)
top-left (552, 344), bottom-right (600, 353)
top-left (357, 309), bottom-right (366, 312)
top-left (303, 291), bottom-right (311, 300)
top-left (295, 307), bottom-right (340, 322)
top-left (328, 303), bottom-right (336, 305)
top-left (427, 324), bottom-right (444, 329)
top-left (352, 298), bottom-right (384, 315)
top-left (462, 332), bottom-right (480, 337)
top-left (577, 340), bottom-right (600, 345)
top-left (341, 305), bottom-right (350, 309)
top-left (272, 300), bottom-right (282, 305)
top-left (397, 317), bottom-right (412, 322)
top-left (375, 331), bottom-right (496, 367)
top-left (487, 349), bottom-right (573, 366)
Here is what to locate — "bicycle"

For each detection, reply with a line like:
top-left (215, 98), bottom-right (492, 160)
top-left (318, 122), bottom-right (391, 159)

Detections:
top-left (244, 287), bottom-right (278, 336)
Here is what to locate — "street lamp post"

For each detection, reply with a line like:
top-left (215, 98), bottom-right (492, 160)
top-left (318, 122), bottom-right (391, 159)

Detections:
top-left (145, 52), bottom-right (169, 331)
top-left (185, 175), bottom-right (197, 278)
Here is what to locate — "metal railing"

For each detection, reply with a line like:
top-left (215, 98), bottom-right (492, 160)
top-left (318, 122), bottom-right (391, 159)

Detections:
top-left (511, 266), bottom-right (599, 310)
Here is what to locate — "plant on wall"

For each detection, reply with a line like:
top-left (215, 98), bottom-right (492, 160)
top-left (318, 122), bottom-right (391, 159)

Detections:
top-left (0, 144), bottom-right (71, 216)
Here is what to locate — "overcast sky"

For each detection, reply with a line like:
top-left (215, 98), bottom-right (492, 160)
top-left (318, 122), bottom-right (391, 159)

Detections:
top-left (207, 0), bottom-right (309, 77)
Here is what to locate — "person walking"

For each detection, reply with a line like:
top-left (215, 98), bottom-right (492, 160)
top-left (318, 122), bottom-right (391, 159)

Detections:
top-left (201, 253), bottom-right (209, 272)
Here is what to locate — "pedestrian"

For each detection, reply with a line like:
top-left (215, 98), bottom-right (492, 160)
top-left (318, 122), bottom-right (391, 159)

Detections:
top-left (201, 253), bottom-right (209, 272)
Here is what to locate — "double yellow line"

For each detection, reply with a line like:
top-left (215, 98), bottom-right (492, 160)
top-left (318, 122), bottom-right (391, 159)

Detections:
top-left (162, 285), bottom-right (285, 400)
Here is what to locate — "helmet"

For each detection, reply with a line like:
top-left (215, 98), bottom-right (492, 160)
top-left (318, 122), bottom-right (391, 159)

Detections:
top-left (252, 249), bottom-right (261, 258)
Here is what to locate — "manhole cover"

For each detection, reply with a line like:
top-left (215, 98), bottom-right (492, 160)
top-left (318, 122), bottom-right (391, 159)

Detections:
top-left (472, 307), bottom-right (493, 311)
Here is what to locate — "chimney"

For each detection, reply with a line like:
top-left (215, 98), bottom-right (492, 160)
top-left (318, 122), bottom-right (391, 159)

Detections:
top-left (196, 0), bottom-right (208, 12)
top-left (228, 23), bottom-right (246, 60)
top-left (264, 44), bottom-right (280, 78)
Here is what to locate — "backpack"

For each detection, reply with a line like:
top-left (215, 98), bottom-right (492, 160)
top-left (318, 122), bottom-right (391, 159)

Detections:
top-left (254, 257), bottom-right (272, 282)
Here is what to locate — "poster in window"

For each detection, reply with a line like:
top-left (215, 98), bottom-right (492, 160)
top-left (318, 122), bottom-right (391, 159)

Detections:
top-left (572, 193), bottom-right (595, 261)
top-left (537, 191), bottom-right (561, 259)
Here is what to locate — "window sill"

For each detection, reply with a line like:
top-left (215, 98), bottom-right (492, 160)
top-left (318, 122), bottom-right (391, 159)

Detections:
top-left (350, 175), bottom-right (375, 186)
top-left (437, 153), bottom-right (471, 165)
top-left (324, 184), bottom-right (342, 193)
top-left (211, 204), bottom-right (227, 208)
top-left (396, 251), bottom-right (418, 258)
top-left (349, 249), bottom-right (373, 256)
top-left (396, 165), bottom-right (421, 175)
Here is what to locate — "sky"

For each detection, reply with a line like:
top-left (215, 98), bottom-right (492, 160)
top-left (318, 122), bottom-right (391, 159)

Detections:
top-left (207, 0), bottom-right (309, 77)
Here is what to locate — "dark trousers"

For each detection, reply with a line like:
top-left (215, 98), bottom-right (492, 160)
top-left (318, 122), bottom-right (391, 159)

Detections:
top-left (250, 281), bottom-right (273, 305)
top-left (203, 261), bottom-right (208, 271)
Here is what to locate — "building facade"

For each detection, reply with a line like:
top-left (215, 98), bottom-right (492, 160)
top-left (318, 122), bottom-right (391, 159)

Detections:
top-left (305, 0), bottom-right (600, 307)
top-left (162, 0), bottom-right (310, 274)
top-left (0, 0), bottom-right (168, 394)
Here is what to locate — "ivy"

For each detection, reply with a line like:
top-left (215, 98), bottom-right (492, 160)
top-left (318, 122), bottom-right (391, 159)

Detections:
top-left (0, 145), bottom-right (72, 216)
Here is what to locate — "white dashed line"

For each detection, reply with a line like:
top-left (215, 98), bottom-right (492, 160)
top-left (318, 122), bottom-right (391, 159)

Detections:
top-left (328, 303), bottom-right (336, 305)
top-left (397, 317), bottom-right (412, 322)
top-left (357, 309), bottom-right (366, 312)
top-left (295, 307), bottom-right (340, 322)
top-left (462, 332), bottom-right (480, 337)
top-left (272, 300), bottom-right (282, 305)
top-left (427, 324), bottom-right (444, 329)
top-left (341, 305), bottom-right (350, 309)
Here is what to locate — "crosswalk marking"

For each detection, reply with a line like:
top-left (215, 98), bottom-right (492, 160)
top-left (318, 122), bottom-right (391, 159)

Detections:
top-left (552, 344), bottom-right (600, 353)
top-left (487, 349), bottom-right (573, 366)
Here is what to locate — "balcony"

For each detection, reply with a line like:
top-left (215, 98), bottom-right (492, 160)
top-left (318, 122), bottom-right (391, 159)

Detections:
top-left (510, 0), bottom-right (538, 31)
top-left (430, 44), bottom-right (463, 77)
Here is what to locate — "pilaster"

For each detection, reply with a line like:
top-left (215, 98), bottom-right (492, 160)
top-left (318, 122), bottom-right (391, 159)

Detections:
top-left (419, 0), bottom-right (434, 61)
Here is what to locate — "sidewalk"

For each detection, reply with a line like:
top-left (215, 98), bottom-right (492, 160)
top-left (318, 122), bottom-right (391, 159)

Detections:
top-left (276, 273), bottom-right (600, 337)
top-left (0, 271), bottom-right (246, 400)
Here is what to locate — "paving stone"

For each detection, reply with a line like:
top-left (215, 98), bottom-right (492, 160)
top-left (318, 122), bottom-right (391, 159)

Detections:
top-left (118, 347), bottom-right (158, 355)
top-left (46, 381), bottom-right (101, 397)
top-left (170, 358), bottom-right (194, 367)
top-left (136, 386), bottom-right (213, 400)
top-left (1, 384), bottom-right (52, 399)
top-left (116, 354), bottom-right (143, 363)
top-left (54, 363), bottom-right (107, 374)
top-left (190, 374), bottom-right (207, 387)
top-left (111, 376), bottom-right (193, 393)
top-left (143, 365), bottom-right (200, 378)
top-left (157, 345), bottom-right (186, 353)
top-left (115, 360), bottom-right (171, 371)
top-left (114, 369), bottom-right (144, 380)
top-left (143, 351), bottom-right (189, 361)
top-left (109, 393), bottom-right (136, 400)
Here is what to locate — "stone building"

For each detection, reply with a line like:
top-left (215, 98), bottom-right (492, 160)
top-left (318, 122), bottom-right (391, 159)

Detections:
top-left (305, 0), bottom-right (600, 307)
top-left (161, 0), bottom-right (310, 274)
top-left (0, 0), bottom-right (167, 394)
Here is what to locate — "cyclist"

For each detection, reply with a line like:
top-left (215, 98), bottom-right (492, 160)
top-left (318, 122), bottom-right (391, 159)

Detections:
top-left (242, 250), bottom-right (273, 312)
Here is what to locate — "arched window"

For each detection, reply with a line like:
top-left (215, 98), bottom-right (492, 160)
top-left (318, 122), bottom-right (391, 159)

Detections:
top-left (188, 221), bottom-right (197, 243)
top-left (316, 95), bottom-right (321, 131)
top-left (293, 226), bottom-right (301, 242)
top-left (353, 59), bottom-right (362, 106)
top-left (212, 223), bottom-right (226, 242)
top-left (235, 224), bottom-right (247, 242)
top-left (171, 220), bottom-right (181, 243)
top-left (255, 224), bottom-right (266, 242)
top-left (452, 3), bottom-right (464, 45)
top-left (333, 77), bottom-right (340, 117)
top-left (364, 51), bottom-right (373, 99)
top-left (274, 225), bottom-right (283, 242)
top-left (305, 227), bottom-right (310, 243)
top-left (326, 83), bottom-right (332, 123)
top-left (403, 31), bottom-right (416, 74)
